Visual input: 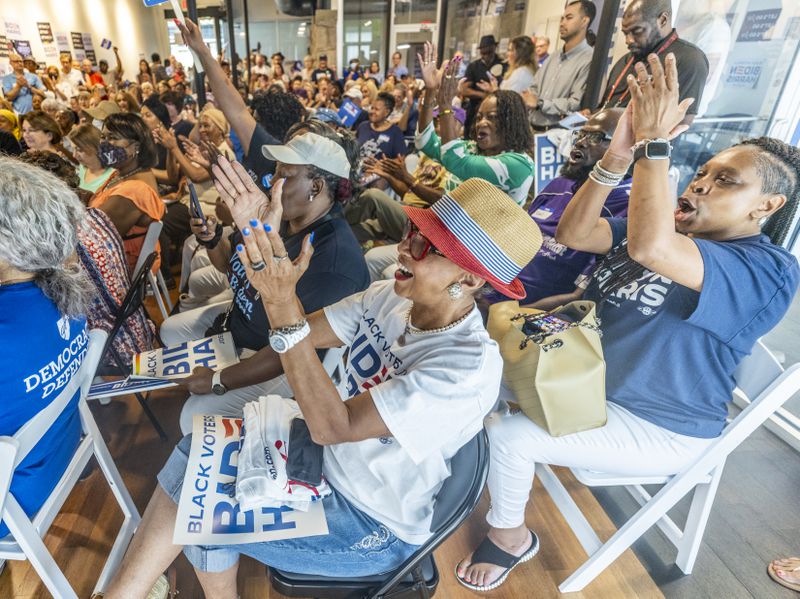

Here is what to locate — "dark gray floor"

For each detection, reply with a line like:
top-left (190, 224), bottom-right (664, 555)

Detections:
top-left (591, 294), bottom-right (800, 599)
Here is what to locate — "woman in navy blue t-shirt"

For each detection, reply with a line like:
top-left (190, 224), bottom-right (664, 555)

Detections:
top-left (457, 55), bottom-right (800, 591)
top-left (0, 157), bottom-right (94, 537)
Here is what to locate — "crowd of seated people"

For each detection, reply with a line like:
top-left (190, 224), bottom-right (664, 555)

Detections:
top-left (1, 2), bottom-right (800, 597)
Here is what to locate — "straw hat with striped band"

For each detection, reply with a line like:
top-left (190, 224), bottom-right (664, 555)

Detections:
top-left (403, 178), bottom-right (542, 299)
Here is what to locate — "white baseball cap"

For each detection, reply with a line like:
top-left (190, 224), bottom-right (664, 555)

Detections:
top-left (261, 132), bottom-right (351, 180)
top-left (344, 87), bottom-right (363, 100)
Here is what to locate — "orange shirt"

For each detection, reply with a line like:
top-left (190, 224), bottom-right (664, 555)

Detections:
top-left (90, 178), bottom-right (165, 274)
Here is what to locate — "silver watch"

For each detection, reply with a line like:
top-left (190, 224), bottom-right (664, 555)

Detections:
top-left (211, 370), bottom-right (228, 395)
top-left (269, 319), bottom-right (311, 353)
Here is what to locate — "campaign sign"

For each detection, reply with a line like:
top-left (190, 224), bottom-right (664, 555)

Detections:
top-left (174, 415), bottom-right (328, 545)
top-left (131, 332), bottom-right (239, 380)
top-left (338, 98), bottom-right (362, 128)
top-left (534, 134), bottom-right (566, 196)
top-left (143, 0), bottom-right (170, 5)
top-left (88, 376), bottom-right (176, 400)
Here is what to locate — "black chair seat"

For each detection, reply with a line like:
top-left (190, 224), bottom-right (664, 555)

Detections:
top-left (268, 555), bottom-right (438, 599)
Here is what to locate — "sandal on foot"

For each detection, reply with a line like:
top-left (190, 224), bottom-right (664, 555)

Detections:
top-left (768, 558), bottom-right (800, 592)
top-left (455, 530), bottom-right (540, 592)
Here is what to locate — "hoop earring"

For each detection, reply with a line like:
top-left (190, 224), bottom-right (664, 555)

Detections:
top-left (447, 282), bottom-right (463, 301)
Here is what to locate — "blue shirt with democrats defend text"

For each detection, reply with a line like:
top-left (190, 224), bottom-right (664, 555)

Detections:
top-left (585, 218), bottom-right (799, 438)
top-left (0, 282), bottom-right (88, 537)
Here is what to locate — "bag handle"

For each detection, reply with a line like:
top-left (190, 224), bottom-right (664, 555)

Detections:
top-left (511, 305), bottom-right (602, 350)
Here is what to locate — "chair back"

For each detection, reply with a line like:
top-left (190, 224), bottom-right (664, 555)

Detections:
top-left (100, 252), bottom-right (156, 364)
top-left (0, 329), bottom-right (107, 516)
top-left (131, 221), bottom-right (163, 280)
top-left (733, 340), bottom-right (785, 401)
top-left (370, 429), bottom-right (489, 597)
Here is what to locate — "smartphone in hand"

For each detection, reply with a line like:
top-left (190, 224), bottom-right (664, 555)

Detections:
top-left (187, 181), bottom-right (207, 229)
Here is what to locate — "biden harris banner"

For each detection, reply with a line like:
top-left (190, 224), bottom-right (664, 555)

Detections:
top-left (174, 415), bottom-right (328, 545)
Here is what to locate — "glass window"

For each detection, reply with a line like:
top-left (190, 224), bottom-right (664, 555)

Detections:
top-left (667, 0), bottom-right (800, 200)
top-left (344, 0), bottom-right (388, 73)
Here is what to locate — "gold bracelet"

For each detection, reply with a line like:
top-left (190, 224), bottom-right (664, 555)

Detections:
top-left (440, 108), bottom-right (454, 116)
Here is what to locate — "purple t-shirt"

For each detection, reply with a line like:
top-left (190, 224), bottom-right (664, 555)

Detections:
top-left (488, 176), bottom-right (632, 304)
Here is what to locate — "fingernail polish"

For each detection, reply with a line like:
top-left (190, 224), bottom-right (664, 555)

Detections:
top-left (236, 244), bottom-right (244, 252)
top-left (249, 218), bottom-right (258, 227)
top-left (309, 231), bottom-right (316, 244)
top-left (263, 224), bottom-right (272, 232)
top-left (242, 226), bottom-right (250, 236)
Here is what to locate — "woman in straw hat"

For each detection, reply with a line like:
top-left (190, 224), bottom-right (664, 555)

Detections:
top-left (100, 176), bottom-right (542, 598)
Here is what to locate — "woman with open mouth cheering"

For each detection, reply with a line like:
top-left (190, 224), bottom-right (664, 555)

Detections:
top-left (456, 53), bottom-right (800, 591)
top-left (100, 174), bottom-right (543, 598)
top-left (415, 41), bottom-right (535, 206)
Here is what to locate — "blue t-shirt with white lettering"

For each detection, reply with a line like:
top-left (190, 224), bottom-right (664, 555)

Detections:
top-left (487, 176), bottom-right (631, 303)
top-left (585, 218), bottom-right (799, 438)
top-left (0, 282), bottom-right (88, 537)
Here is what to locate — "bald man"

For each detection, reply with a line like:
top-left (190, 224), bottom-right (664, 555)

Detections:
top-left (81, 58), bottom-right (104, 91)
top-left (600, 0), bottom-right (708, 125)
top-left (2, 53), bottom-right (46, 114)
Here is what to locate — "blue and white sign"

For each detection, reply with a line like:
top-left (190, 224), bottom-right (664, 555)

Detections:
top-left (174, 415), bottom-right (328, 545)
top-left (143, 0), bottom-right (169, 6)
top-left (534, 134), bottom-right (566, 196)
top-left (338, 98), bottom-right (362, 128)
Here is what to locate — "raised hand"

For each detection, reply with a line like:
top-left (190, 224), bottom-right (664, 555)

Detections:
top-left (235, 214), bottom-right (313, 307)
top-left (174, 18), bottom-right (207, 56)
top-left (211, 155), bottom-right (269, 231)
top-left (627, 53), bottom-right (694, 143)
top-left (152, 126), bottom-right (178, 150)
top-left (436, 56), bottom-right (461, 108)
top-left (417, 41), bottom-right (443, 92)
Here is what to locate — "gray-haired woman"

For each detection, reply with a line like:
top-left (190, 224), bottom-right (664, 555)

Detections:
top-left (0, 156), bottom-right (95, 538)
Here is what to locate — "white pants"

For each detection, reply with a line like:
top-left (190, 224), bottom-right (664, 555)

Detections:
top-left (178, 236), bottom-right (231, 311)
top-left (159, 301), bottom-right (293, 435)
top-left (484, 402), bottom-right (714, 530)
top-left (365, 244), bottom-right (399, 282)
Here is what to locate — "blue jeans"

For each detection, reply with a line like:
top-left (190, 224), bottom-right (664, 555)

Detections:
top-left (158, 436), bottom-right (420, 574)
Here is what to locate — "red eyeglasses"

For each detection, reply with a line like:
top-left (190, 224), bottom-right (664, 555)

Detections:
top-left (402, 221), bottom-right (446, 261)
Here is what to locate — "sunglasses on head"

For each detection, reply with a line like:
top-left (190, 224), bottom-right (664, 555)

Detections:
top-left (402, 221), bottom-right (446, 261)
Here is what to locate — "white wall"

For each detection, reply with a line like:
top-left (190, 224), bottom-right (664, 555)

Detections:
top-left (0, 0), bottom-right (169, 78)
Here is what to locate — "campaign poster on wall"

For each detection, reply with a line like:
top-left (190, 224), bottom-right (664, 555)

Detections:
top-left (737, 9), bottom-right (782, 42)
top-left (71, 32), bottom-right (84, 49)
top-left (173, 415), bottom-right (328, 545)
top-left (534, 134), bottom-right (566, 196)
top-left (55, 32), bottom-right (70, 53)
top-left (85, 49), bottom-right (97, 65)
top-left (11, 39), bottom-right (32, 58)
top-left (82, 32), bottom-right (94, 50)
top-left (37, 22), bottom-right (54, 44)
top-left (3, 20), bottom-right (21, 39)
top-left (0, 35), bottom-right (9, 59)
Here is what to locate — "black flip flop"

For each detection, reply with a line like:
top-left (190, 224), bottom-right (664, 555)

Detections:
top-left (455, 530), bottom-right (540, 592)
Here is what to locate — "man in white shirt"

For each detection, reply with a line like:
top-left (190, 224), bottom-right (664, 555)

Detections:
top-left (55, 53), bottom-right (84, 101)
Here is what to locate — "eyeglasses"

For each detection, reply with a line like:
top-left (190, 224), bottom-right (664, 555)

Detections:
top-left (402, 221), bottom-right (446, 261)
top-left (571, 130), bottom-right (613, 146)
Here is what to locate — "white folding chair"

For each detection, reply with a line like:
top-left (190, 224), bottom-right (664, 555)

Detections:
top-left (536, 340), bottom-right (800, 592)
top-left (132, 221), bottom-right (173, 320)
top-left (0, 330), bottom-right (141, 598)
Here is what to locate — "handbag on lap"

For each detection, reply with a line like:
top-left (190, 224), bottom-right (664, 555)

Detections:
top-left (487, 300), bottom-right (607, 436)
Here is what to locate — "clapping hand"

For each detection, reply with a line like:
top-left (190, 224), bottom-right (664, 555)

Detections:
top-left (601, 53), bottom-right (694, 171)
top-left (476, 74), bottom-right (498, 93)
top-left (437, 56), bottom-right (462, 108)
top-left (183, 136), bottom-right (212, 171)
top-left (152, 126), bottom-right (178, 150)
top-left (211, 154), bottom-right (270, 232)
top-left (417, 41), bottom-right (444, 92)
top-left (234, 181), bottom-right (314, 307)
top-left (627, 53), bottom-right (694, 143)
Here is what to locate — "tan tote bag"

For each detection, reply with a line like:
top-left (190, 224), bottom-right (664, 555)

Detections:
top-left (487, 300), bottom-right (607, 436)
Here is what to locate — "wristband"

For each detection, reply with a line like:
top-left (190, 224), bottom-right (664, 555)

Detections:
top-left (196, 222), bottom-right (224, 250)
